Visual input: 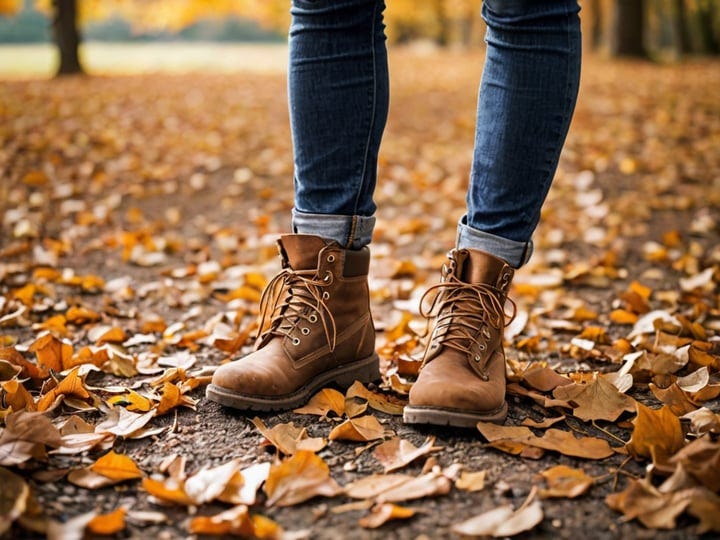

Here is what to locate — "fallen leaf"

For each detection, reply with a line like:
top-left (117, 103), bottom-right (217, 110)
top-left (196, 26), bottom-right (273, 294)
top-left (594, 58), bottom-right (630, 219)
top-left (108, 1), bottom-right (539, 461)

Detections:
top-left (251, 417), bottom-right (325, 455)
top-left (219, 462), bottom-right (271, 506)
top-left (90, 450), bottom-right (143, 482)
top-left (264, 451), bottom-right (342, 507)
top-left (86, 507), bottom-right (126, 535)
top-left (667, 437), bottom-right (720, 492)
top-left (346, 381), bottom-right (405, 415)
top-left (372, 436), bottom-right (435, 473)
top-left (625, 403), bottom-right (684, 467)
top-left (0, 466), bottom-right (30, 535)
top-left (476, 423), bottom-right (614, 460)
top-left (329, 415), bottom-right (385, 442)
top-left (553, 373), bottom-right (636, 422)
top-left (184, 459), bottom-right (242, 504)
top-left (155, 381), bottom-right (197, 415)
top-left (293, 388), bottom-right (345, 417)
top-left (538, 465), bottom-right (593, 499)
top-left (606, 477), bottom-right (691, 529)
top-left (141, 477), bottom-right (195, 506)
top-left (358, 503), bottom-right (416, 529)
top-left (0, 411), bottom-right (62, 466)
top-left (452, 499), bottom-right (543, 537)
top-left (455, 470), bottom-right (486, 492)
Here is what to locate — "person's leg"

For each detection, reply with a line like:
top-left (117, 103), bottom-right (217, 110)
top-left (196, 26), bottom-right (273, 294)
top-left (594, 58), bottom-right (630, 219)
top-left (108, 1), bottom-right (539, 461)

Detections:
top-left (404, 0), bottom-right (581, 428)
top-left (208, 0), bottom-right (388, 411)
top-left (289, 0), bottom-right (389, 249)
top-left (459, 0), bottom-right (582, 267)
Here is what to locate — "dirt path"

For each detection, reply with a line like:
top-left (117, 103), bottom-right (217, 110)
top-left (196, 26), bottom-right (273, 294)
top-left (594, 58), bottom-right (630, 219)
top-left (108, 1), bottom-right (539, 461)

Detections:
top-left (1, 49), bottom-right (719, 539)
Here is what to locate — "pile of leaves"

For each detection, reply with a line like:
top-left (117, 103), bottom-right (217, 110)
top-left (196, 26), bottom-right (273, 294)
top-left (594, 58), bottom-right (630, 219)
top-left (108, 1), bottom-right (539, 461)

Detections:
top-left (1, 48), bottom-right (720, 538)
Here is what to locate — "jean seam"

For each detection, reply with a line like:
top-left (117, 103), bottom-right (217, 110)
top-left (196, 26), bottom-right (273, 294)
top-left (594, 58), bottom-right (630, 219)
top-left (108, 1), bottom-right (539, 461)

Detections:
top-left (351, 0), bottom-right (378, 217)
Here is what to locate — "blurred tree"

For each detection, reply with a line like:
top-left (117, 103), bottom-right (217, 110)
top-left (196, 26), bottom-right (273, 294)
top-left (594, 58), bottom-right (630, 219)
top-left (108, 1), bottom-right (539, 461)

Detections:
top-left (53, 0), bottom-right (83, 74)
top-left (611, 0), bottom-right (647, 57)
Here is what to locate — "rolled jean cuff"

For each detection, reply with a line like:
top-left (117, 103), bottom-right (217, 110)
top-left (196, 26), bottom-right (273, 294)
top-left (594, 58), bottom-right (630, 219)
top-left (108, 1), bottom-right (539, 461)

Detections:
top-left (292, 208), bottom-right (375, 250)
top-left (456, 217), bottom-right (533, 269)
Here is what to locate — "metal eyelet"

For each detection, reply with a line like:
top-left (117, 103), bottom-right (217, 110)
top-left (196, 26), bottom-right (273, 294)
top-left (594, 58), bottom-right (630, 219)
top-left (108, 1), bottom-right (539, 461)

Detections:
top-left (474, 355), bottom-right (481, 362)
top-left (292, 337), bottom-right (300, 346)
top-left (327, 254), bottom-right (335, 263)
top-left (322, 292), bottom-right (330, 300)
top-left (478, 344), bottom-right (486, 351)
top-left (301, 327), bottom-right (310, 335)
top-left (308, 314), bottom-right (318, 323)
top-left (323, 271), bottom-right (333, 283)
top-left (480, 372), bottom-right (490, 381)
top-left (482, 327), bottom-right (491, 339)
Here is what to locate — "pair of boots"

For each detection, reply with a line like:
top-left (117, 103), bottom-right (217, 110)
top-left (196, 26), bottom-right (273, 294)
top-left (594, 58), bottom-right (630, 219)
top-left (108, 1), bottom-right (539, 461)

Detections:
top-left (207, 234), bottom-right (514, 428)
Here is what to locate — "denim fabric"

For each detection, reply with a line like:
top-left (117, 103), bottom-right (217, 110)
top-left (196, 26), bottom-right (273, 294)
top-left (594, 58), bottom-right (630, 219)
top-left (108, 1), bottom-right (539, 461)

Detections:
top-left (288, 0), bottom-right (581, 265)
top-left (289, 0), bottom-right (388, 249)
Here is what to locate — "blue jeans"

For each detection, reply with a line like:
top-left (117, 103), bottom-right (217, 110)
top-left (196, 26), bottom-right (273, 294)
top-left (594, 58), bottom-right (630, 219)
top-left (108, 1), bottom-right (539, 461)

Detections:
top-left (289, 0), bottom-right (581, 268)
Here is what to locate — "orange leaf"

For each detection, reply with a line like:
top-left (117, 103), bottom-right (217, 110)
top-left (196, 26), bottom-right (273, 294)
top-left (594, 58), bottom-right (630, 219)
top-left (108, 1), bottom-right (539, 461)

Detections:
top-left (328, 415), bottom-right (385, 442)
top-left (86, 508), bottom-right (126, 535)
top-left (155, 382), bottom-right (196, 416)
top-left (264, 451), bottom-right (341, 507)
top-left (36, 367), bottom-right (91, 412)
top-left (626, 403), bottom-right (684, 467)
top-left (539, 465), bottom-right (593, 499)
top-left (141, 477), bottom-right (195, 506)
top-left (359, 503), bottom-right (416, 529)
top-left (1, 379), bottom-right (36, 412)
top-left (293, 388), bottom-right (345, 417)
top-left (90, 450), bottom-right (143, 481)
top-left (28, 333), bottom-right (73, 372)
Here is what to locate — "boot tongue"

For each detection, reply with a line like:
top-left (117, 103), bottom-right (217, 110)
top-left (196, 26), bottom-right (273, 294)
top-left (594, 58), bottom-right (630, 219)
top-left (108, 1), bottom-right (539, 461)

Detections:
top-left (457, 249), bottom-right (506, 285)
top-left (277, 235), bottom-right (329, 270)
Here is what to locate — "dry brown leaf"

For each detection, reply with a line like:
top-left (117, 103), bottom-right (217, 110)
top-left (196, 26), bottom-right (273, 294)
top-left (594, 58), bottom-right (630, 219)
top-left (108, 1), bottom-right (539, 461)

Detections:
top-left (344, 474), bottom-right (415, 500)
top-left (0, 466), bottom-right (30, 535)
top-left (625, 403), bottom-right (684, 467)
top-left (681, 407), bottom-right (720, 436)
top-left (521, 366), bottom-right (572, 392)
top-left (95, 407), bottom-right (156, 438)
top-left (251, 417), bottom-right (325, 455)
top-left (538, 465), bottom-right (593, 499)
top-left (649, 383), bottom-right (698, 416)
top-left (668, 437), bottom-right (720, 492)
top-left (552, 373), bottom-right (636, 422)
top-left (372, 436), bottom-right (435, 473)
top-left (476, 422), bottom-right (614, 460)
top-left (328, 415), bottom-right (385, 442)
top-left (520, 416), bottom-right (565, 429)
top-left (346, 381), bottom-right (405, 415)
top-left (292, 388), bottom-right (345, 417)
top-left (606, 478), bottom-right (692, 530)
top-left (378, 471), bottom-right (452, 503)
top-left (358, 503), bottom-right (416, 529)
top-left (0, 410), bottom-right (62, 466)
top-left (264, 450), bottom-right (341, 507)
top-left (452, 499), bottom-right (544, 537)
top-left (455, 470), bottom-right (487, 492)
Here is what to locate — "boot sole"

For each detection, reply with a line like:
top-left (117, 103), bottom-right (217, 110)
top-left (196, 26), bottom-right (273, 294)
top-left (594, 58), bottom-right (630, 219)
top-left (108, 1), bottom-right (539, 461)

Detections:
top-left (206, 353), bottom-right (381, 411)
top-left (402, 401), bottom-right (508, 429)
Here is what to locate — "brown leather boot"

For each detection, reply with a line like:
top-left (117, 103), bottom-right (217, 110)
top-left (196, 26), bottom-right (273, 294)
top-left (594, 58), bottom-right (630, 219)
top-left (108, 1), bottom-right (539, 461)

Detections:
top-left (207, 234), bottom-right (380, 410)
top-left (403, 248), bottom-right (515, 428)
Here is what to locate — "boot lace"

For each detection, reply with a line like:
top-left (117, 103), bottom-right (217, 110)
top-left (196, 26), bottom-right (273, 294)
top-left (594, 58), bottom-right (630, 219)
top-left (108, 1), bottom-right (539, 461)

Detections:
top-left (420, 267), bottom-right (516, 375)
top-left (256, 268), bottom-right (337, 351)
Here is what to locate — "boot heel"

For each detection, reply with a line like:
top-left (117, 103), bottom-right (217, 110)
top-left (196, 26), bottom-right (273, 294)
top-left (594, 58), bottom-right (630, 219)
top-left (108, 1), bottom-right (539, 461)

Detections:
top-left (334, 353), bottom-right (381, 388)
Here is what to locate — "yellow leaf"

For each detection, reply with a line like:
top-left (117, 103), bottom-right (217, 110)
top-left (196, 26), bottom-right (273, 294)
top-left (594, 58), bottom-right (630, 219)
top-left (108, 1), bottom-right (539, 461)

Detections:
top-left (189, 505), bottom-right (255, 537)
top-left (65, 306), bottom-right (102, 325)
top-left (28, 333), bottom-right (73, 372)
top-left (155, 382), bottom-right (196, 416)
top-left (108, 390), bottom-right (154, 412)
top-left (36, 367), bottom-right (91, 412)
top-left (1, 379), bottom-right (36, 412)
top-left (359, 503), bottom-right (416, 529)
top-left (90, 450), bottom-right (142, 481)
top-left (455, 470), bottom-right (487, 492)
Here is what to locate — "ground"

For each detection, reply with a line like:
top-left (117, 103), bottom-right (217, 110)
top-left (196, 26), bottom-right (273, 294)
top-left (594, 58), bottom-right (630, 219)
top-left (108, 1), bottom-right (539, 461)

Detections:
top-left (1, 46), bottom-right (719, 539)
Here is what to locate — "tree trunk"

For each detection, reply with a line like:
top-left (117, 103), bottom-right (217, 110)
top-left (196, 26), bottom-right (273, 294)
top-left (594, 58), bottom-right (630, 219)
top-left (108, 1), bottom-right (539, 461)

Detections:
top-left (673, 0), bottom-right (691, 55)
top-left (611, 0), bottom-right (647, 57)
top-left (697, 1), bottom-right (720, 54)
top-left (590, 0), bottom-right (604, 51)
top-left (433, 0), bottom-right (450, 47)
top-left (52, 0), bottom-right (84, 75)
